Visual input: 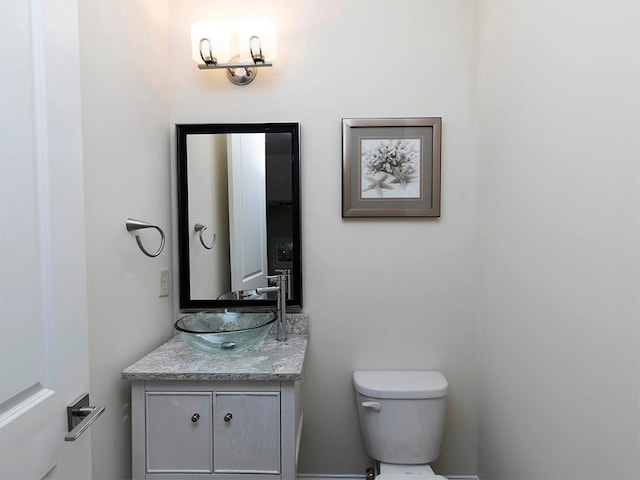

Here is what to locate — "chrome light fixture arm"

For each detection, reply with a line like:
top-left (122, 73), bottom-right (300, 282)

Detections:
top-left (199, 38), bottom-right (217, 65)
top-left (196, 35), bottom-right (272, 86)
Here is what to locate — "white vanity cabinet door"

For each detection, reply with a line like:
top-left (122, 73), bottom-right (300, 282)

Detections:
top-left (145, 392), bottom-right (213, 474)
top-left (213, 392), bottom-right (281, 474)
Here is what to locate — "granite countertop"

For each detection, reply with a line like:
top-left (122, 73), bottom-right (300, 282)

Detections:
top-left (121, 314), bottom-right (308, 382)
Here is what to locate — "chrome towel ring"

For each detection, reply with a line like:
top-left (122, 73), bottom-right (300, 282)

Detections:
top-left (126, 218), bottom-right (165, 258)
top-left (194, 223), bottom-right (217, 250)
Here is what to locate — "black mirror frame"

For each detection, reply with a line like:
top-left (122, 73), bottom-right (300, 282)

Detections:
top-left (176, 122), bottom-right (302, 310)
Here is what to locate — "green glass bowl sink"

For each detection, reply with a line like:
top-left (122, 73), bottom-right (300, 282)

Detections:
top-left (175, 310), bottom-right (276, 354)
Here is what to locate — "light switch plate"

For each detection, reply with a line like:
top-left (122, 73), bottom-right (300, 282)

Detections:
top-left (159, 268), bottom-right (170, 297)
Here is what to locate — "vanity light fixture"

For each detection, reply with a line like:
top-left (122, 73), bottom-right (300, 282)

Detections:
top-left (191, 19), bottom-right (277, 86)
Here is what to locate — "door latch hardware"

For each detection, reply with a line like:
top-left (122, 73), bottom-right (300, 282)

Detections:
top-left (65, 393), bottom-right (105, 441)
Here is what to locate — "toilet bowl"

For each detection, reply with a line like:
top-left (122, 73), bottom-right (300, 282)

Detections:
top-left (353, 371), bottom-right (448, 480)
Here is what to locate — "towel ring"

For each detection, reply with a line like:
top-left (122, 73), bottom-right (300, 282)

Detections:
top-left (126, 218), bottom-right (165, 258)
top-left (194, 223), bottom-right (217, 250)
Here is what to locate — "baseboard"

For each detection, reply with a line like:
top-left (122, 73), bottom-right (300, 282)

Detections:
top-left (297, 475), bottom-right (479, 480)
top-left (297, 476), bottom-right (364, 480)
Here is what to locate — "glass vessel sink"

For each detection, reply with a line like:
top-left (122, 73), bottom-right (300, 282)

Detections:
top-left (175, 310), bottom-right (276, 354)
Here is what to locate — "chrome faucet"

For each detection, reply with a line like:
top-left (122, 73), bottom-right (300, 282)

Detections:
top-left (256, 269), bottom-right (291, 341)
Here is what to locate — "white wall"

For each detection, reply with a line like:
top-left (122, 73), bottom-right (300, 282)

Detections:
top-left (78, 1), bottom-right (174, 479)
top-left (168, 0), bottom-right (479, 474)
top-left (476, 1), bottom-right (640, 478)
top-left (74, 1), bottom-right (640, 478)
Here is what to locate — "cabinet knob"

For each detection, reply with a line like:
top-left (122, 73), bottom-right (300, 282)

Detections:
top-left (191, 413), bottom-right (200, 423)
top-left (224, 412), bottom-right (233, 422)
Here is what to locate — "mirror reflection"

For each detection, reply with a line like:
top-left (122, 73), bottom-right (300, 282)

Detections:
top-left (177, 123), bottom-right (301, 310)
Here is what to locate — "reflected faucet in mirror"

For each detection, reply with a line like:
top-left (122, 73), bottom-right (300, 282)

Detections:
top-left (176, 123), bottom-right (301, 310)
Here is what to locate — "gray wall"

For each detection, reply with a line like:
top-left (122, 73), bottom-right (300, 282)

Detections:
top-left (476, 1), bottom-right (640, 478)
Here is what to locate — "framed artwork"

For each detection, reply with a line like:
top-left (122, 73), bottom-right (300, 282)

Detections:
top-left (342, 117), bottom-right (441, 217)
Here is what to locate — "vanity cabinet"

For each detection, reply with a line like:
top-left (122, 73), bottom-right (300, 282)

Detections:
top-left (122, 317), bottom-right (308, 480)
top-left (131, 380), bottom-right (303, 480)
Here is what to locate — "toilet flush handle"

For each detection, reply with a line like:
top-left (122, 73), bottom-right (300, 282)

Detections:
top-left (361, 401), bottom-right (381, 412)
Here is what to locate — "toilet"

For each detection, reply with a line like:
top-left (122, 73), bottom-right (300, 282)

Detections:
top-left (353, 370), bottom-right (448, 480)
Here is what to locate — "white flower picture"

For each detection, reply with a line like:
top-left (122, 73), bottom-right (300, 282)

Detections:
top-left (361, 138), bottom-right (421, 198)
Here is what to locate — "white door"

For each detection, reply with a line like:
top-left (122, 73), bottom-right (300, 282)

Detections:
top-left (0, 1), bottom-right (93, 479)
top-left (227, 134), bottom-right (268, 292)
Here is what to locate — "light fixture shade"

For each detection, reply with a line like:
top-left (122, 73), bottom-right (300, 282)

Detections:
top-left (191, 21), bottom-right (230, 65)
top-left (238, 19), bottom-right (277, 63)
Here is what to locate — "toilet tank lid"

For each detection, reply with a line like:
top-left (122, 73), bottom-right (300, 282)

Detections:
top-left (353, 370), bottom-right (448, 399)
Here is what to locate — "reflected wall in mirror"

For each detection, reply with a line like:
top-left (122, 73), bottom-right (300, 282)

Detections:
top-left (176, 123), bottom-right (301, 310)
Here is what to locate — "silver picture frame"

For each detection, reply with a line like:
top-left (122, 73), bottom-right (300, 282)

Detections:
top-left (342, 117), bottom-right (442, 217)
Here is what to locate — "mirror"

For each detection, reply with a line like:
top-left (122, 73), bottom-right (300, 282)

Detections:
top-left (176, 123), bottom-right (301, 310)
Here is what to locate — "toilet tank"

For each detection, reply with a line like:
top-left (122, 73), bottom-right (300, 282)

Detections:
top-left (353, 371), bottom-right (448, 465)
